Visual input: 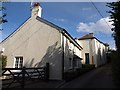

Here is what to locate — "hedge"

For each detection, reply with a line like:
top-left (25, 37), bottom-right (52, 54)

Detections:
top-left (0, 55), bottom-right (7, 68)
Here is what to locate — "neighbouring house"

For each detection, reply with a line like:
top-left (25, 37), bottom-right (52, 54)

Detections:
top-left (0, 3), bottom-right (83, 80)
top-left (76, 33), bottom-right (109, 67)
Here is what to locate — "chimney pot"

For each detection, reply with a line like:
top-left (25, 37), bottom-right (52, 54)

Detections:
top-left (31, 2), bottom-right (42, 17)
top-left (89, 33), bottom-right (94, 37)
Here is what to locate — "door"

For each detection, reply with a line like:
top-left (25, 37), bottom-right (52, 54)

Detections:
top-left (85, 53), bottom-right (89, 64)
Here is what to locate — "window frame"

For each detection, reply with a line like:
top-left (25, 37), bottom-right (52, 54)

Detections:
top-left (14, 56), bottom-right (23, 68)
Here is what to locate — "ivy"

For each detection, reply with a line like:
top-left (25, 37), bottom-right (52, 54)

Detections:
top-left (0, 55), bottom-right (7, 68)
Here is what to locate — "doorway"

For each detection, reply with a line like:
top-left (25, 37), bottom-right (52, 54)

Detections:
top-left (85, 53), bottom-right (89, 64)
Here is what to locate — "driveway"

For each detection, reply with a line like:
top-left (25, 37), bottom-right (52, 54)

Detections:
top-left (58, 63), bottom-right (115, 88)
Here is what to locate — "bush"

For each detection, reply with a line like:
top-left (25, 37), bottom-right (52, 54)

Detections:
top-left (0, 55), bottom-right (7, 68)
top-left (64, 64), bottom-right (95, 81)
top-left (64, 71), bottom-right (78, 82)
top-left (82, 64), bottom-right (95, 70)
top-left (111, 51), bottom-right (120, 88)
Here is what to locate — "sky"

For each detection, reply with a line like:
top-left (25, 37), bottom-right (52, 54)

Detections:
top-left (1, 2), bottom-right (115, 49)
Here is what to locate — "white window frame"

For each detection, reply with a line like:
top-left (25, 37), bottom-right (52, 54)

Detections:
top-left (14, 56), bottom-right (23, 68)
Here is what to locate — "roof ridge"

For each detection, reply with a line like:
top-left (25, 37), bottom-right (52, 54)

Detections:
top-left (78, 33), bottom-right (94, 40)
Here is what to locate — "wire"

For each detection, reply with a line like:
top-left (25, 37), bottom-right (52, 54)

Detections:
top-left (90, 0), bottom-right (112, 30)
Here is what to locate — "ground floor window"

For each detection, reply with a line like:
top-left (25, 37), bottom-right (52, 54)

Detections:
top-left (15, 57), bottom-right (23, 68)
top-left (69, 58), bottom-right (72, 68)
top-left (73, 59), bottom-right (78, 68)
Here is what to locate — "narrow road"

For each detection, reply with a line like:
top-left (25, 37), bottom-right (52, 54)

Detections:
top-left (60, 63), bottom-right (115, 88)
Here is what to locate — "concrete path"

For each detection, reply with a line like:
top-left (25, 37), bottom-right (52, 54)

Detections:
top-left (59, 63), bottom-right (115, 88)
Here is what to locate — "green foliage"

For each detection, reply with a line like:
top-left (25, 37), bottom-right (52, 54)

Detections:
top-left (107, 2), bottom-right (120, 52)
top-left (0, 55), bottom-right (7, 68)
top-left (0, 7), bottom-right (6, 11)
top-left (0, 6), bottom-right (7, 24)
top-left (107, 2), bottom-right (120, 88)
top-left (82, 64), bottom-right (95, 69)
top-left (110, 51), bottom-right (120, 88)
top-left (64, 65), bottom-right (95, 81)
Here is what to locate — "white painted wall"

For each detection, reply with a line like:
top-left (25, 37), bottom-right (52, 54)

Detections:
top-left (94, 39), bottom-right (107, 67)
top-left (77, 38), bottom-right (108, 67)
top-left (77, 39), bottom-right (92, 64)
top-left (0, 16), bottom-right (83, 80)
top-left (64, 37), bottom-right (82, 72)
top-left (0, 17), bottom-right (63, 80)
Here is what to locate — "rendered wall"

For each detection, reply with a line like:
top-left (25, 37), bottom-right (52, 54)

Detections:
top-left (0, 17), bottom-right (62, 80)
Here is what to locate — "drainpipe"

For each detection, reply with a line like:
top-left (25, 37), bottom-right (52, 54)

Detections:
top-left (61, 33), bottom-right (64, 80)
top-left (73, 45), bottom-right (75, 72)
top-left (91, 39), bottom-right (93, 64)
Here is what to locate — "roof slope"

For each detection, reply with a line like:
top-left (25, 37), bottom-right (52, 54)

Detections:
top-left (78, 33), bottom-right (109, 46)
top-left (78, 33), bottom-right (94, 40)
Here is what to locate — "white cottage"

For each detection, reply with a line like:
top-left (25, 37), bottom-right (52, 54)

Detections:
top-left (76, 33), bottom-right (109, 67)
top-left (0, 3), bottom-right (83, 80)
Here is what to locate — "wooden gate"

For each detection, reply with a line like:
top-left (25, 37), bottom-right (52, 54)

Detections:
top-left (2, 63), bottom-right (49, 88)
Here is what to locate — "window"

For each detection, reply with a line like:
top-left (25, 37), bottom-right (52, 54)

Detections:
top-left (73, 59), bottom-right (77, 67)
top-left (15, 57), bottom-right (23, 68)
top-left (69, 58), bottom-right (72, 68)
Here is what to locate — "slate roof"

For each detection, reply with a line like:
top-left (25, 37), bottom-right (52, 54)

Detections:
top-left (78, 33), bottom-right (109, 46)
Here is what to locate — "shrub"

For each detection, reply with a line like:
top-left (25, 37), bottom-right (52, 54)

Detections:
top-left (111, 51), bottom-right (120, 88)
top-left (82, 64), bottom-right (95, 70)
top-left (0, 55), bottom-right (7, 68)
top-left (64, 65), bottom-right (95, 81)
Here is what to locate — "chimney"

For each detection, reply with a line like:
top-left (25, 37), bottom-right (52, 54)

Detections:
top-left (89, 33), bottom-right (94, 37)
top-left (31, 2), bottom-right (42, 17)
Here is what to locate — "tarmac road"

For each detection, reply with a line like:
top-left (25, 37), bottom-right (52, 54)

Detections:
top-left (59, 63), bottom-right (115, 88)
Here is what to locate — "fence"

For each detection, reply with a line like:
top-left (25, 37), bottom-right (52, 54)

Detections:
top-left (2, 63), bottom-right (49, 88)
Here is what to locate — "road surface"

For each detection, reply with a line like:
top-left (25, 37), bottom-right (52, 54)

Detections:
top-left (59, 63), bottom-right (115, 88)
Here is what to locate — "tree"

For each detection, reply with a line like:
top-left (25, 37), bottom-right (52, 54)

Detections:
top-left (107, 1), bottom-right (120, 87)
top-left (0, 6), bottom-right (7, 24)
top-left (107, 1), bottom-right (120, 52)
top-left (0, 55), bottom-right (7, 68)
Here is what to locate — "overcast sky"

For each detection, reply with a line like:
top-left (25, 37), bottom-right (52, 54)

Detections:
top-left (1, 2), bottom-right (115, 49)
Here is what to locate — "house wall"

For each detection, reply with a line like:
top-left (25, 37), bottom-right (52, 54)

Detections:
top-left (94, 39), bottom-right (107, 67)
top-left (64, 37), bottom-right (82, 72)
top-left (0, 17), bottom-right (63, 80)
top-left (77, 39), bottom-right (93, 64)
top-left (74, 46), bottom-right (82, 68)
top-left (77, 38), bottom-right (107, 67)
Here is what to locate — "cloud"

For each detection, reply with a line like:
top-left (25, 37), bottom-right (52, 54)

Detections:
top-left (108, 40), bottom-right (116, 50)
top-left (54, 18), bottom-right (66, 22)
top-left (89, 14), bottom-right (97, 19)
top-left (82, 7), bottom-right (92, 11)
top-left (76, 17), bottom-right (114, 34)
top-left (0, 31), bottom-right (2, 42)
